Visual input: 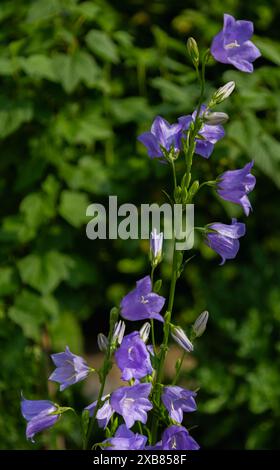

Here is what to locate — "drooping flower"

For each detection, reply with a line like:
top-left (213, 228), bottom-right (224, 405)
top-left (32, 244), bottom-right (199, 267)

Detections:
top-left (21, 396), bottom-right (60, 442)
top-left (205, 218), bottom-right (246, 265)
top-left (217, 161), bottom-right (256, 216)
top-left (160, 425), bottom-right (200, 450)
top-left (115, 331), bottom-right (153, 381)
top-left (85, 396), bottom-right (114, 429)
top-left (110, 383), bottom-right (153, 429)
top-left (101, 424), bottom-right (147, 450)
top-left (161, 386), bottom-right (197, 423)
top-left (178, 105), bottom-right (225, 159)
top-left (150, 228), bottom-right (163, 263)
top-left (171, 326), bottom-right (194, 352)
top-left (49, 346), bottom-right (91, 391)
top-left (120, 276), bottom-right (165, 322)
top-left (138, 116), bottom-right (182, 160)
top-left (211, 14), bottom-right (261, 73)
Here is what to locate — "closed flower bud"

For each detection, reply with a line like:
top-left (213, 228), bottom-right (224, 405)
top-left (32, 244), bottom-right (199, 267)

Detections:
top-left (204, 111), bottom-right (229, 125)
top-left (113, 320), bottom-right (126, 345)
top-left (209, 81), bottom-right (235, 106)
top-left (150, 228), bottom-right (163, 266)
top-left (171, 326), bottom-right (194, 352)
top-left (187, 37), bottom-right (199, 67)
top-left (193, 310), bottom-right (209, 337)
top-left (140, 322), bottom-right (151, 343)
top-left (97, 333), bottom-right (109, 352)
top-left (188, 180), bottom-right (200, 200)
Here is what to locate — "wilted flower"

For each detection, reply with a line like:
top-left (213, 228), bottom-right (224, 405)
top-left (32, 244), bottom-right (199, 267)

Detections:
top-left (97, 333), bottom-right (109, 352)
top-left (171, 326), bottom-right (194, 352)
top-left (211, 14), bottom-right (261, 73)
top-left (193, 311), bottom-right (209, 338)
top-left (85, 396), bottom-right (114, 429)
top-left (101, 424), bottom-right (147, 450)
top-left (140, 322), bottom-right (151, 343)
top-left (49, 346), bottom-right (91, 391)
top-left (179, 105), bottom-right (225, 159)
top-left (138, 116), bottom-right (182, 159)
top-left (120, 276), bottom-right (165, 322)
top-left (153, 425), bottom-right (199, 450)
top-left (205, 218), bottom-right (246, 265)
top-left (150, 228), bottom-right (163, 264)
top-left (162, 386), bottom-right (197, 423)
top-left (115, 331), bottom-right (153, 381)
top-left (110, 383), bottom-right (153, 429)
top-left (217, 161), bottom-right (256, 216)
top-left (21, 396), bottom-right (60, 442)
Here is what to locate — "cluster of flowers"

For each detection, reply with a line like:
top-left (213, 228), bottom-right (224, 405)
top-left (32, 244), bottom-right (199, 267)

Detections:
top-left (21, 244), bottom-right (204, 449)
top-left (21, 14), bottom-right (260, 450)
top-left (139, 14), bottom-right (259, 265)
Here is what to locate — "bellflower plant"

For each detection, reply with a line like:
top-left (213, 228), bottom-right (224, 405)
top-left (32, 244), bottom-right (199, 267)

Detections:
top-left (49, 346), bottom-right (92, 391)
top-left (138, 116), bottom-right (182, 160)
top-left (20, 13), bottom-right (260, 451)
top-left (21, 397), bottom-right (61, 442)
top-left (217, 161), bottom-right (256, 215)
top-left (115, 332), bottom-right (153, 381)
top-left (101, 425), bottom-right (147, 450)
top-left (211, 14), bottom-right (261, 72)
top-left (120, 276), bottom-right (165, 322)
top-left (178, 105), bottom-right (225, 159)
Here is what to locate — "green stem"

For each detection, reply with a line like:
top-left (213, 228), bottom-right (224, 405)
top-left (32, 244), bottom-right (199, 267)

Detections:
top-left (172, 352), bottom-right (186, 385)
top-left (150, 56), bottom-right (207, 444)
top-left (150, 266), bottom-right (156, 352)
top-left (84, 374), bottom-right (107, 450)
top-left (84, 312), bottom-right (116, 449)
top-left (170, 158), bottom-right (177, 190)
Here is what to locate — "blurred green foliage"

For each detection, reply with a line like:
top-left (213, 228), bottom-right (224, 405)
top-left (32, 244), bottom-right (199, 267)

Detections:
top-left (0, 0), bottom-right (280, 450)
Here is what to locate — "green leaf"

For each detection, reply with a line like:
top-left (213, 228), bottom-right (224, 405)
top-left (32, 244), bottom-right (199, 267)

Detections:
top-left (19, 55), bottom-right (57, 81)
top-left (86, 30), bottom-right (119, 63)
top-left (82, 409), bottom-right (90, 439)
top-left (49, 311), bottom-right (83, 353)
top-left (52, 51), bottom-right (100, 93)
top-left (0, 100), bottom-right (33, 139)
top-left (254, 37), bottom-right (280, 66)
top-left (59, 156), bottom-right (110, 195)
top-left (0, 267), bottom-right (19, 296)
top-left (20, 192), bottom-right (56, 229)
top-left (59, 190), bottom-right (90, 227)
top-left (8, 289), bottom-right (58, 340)
top-left (153, 279), bottom-right (162, 293)
top-left (17, 251), bottom-right (72, 294)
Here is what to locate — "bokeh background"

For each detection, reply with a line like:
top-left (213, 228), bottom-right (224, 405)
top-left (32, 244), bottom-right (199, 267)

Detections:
top-left (1, 0), bottom-right (280, 450)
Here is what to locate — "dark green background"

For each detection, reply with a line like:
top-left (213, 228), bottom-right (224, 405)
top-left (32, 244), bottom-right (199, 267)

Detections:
top-left (0, 0), bottom-right (280, 449)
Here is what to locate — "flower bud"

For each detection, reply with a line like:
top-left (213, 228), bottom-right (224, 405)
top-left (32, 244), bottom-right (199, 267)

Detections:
top-left (204, 111), bottom-right (229, 125)
top-left (150, 228), bottom-right (163, 266)
top-left (209, 81), bottom-right (235, 106)
top-left (188, 180), bottom-right (200, 200)
top-left (193, 310), bottom-right (209, 337)
top-left (140, 322), bottom-right (151, 343)
top-left (171, 326), bottom-right (193, 352)
top-left (97, 333), bottom-right (109, 352)
top-left (113, 320), bottom-right (126, 345)
top-left (187, 37), bottom-right (199, 67)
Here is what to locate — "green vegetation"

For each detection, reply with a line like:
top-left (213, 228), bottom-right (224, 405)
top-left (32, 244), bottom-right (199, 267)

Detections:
top-left (0, 0), bottom-right (280, 449)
